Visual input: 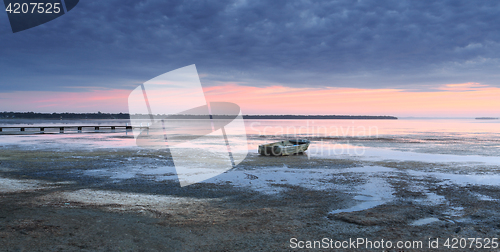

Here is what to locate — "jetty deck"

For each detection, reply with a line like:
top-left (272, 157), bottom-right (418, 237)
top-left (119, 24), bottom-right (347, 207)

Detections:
top-left (0, 125), bottom-right (149, 133)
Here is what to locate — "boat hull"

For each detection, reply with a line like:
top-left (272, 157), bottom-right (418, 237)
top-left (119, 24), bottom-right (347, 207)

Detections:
top-left (258, 140), bottom-right (310, 156)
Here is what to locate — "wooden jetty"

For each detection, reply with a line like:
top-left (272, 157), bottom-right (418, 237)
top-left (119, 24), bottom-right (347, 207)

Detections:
top-left (0, 125), bottom-right (148, 133)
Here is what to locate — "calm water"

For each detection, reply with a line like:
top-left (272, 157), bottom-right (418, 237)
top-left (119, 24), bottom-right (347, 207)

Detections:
top-left (1, 118), bottom-right (499, 157)
top-left (246, 118), bottom-right (500, 157)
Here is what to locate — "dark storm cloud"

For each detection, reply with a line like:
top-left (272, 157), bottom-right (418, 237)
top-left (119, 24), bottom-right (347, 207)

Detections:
top-left (2, 0), bottom-right (500, 92)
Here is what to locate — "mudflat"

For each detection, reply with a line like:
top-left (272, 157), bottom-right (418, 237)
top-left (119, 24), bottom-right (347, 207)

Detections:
top-left (1, 148), bottom-right (500, 251)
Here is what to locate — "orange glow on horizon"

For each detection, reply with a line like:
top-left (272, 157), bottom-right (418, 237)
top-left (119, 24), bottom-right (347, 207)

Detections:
top-left (0, 89), bottom-right (130, 113)
top-left (203, 83), bottom-right (500, 117)
top-left (0, 82), bottom-right (498, 117)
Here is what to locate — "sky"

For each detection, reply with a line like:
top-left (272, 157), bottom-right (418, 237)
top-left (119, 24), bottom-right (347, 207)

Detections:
top-left (1, 0), bottom-right (500, 117)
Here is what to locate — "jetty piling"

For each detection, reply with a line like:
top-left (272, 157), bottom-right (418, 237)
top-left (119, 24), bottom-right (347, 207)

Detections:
top-left (0, 125), bottom-right (142, 134)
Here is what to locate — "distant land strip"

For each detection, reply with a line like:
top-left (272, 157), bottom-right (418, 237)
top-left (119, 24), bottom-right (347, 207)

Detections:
top-left (475, 117), bottom-right (499, 120)
top-left (0, 112), bottom-right (397, 120)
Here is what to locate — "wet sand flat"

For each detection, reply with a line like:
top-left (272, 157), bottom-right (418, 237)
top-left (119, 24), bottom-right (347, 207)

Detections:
top-left (1, 145), bottom-right (500, 251)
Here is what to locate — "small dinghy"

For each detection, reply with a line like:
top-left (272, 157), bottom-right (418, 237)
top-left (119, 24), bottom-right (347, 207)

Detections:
top-left (258, 139), bottom-right (310, 156)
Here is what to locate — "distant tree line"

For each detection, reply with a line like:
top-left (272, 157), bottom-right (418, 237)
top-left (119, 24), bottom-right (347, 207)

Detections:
top-left (0, 112), bottom-right (397, 120)
top-left (0, 112), bottom-right (129, 119)
top-left (242, 115), bottom-right (398, 120)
